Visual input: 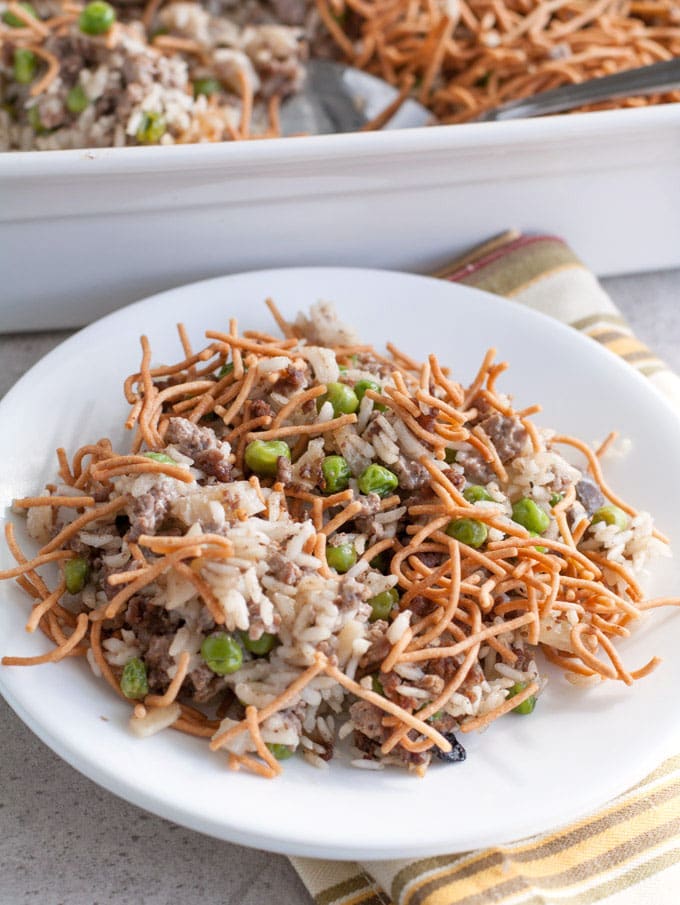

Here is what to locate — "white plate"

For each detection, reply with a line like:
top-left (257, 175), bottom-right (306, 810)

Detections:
top-left (1, 267), bottom-right (679, 860)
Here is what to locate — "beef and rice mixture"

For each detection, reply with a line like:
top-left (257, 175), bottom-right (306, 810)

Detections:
top-left (1, 301), bottom-right (675, 777)
top-left (0, 0), bottom-right (326, 150)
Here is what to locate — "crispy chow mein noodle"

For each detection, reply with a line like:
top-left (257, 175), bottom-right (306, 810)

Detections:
top-left (1, 298), bottom-right (679, 777)
top-left (328, 0), bottom-right (680, 123)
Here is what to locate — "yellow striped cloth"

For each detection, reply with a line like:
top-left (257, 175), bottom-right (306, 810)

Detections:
top-left (291, 231), bottom-right (680, 905)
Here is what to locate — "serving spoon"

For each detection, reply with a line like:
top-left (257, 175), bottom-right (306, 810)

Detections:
top-left (279, 60), bottom-right (431, 134)
top-left (478, 56), bottom-right (680, 121)
top-left (280, 57), bottom-right (680, 135)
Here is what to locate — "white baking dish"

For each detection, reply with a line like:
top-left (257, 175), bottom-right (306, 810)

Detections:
top-left (1, 102), bottom-right (679, 332)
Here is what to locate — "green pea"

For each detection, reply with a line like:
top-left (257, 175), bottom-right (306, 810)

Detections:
top-left (201, 633), bottom-right (243, 675)
top-left (321, 455), bottom-right (351, 493)
top-left (136, 111), bottom-right (166, 144)
top-left (507, 681), bottom-right (537, 715)
top-left (445, 518), bottom-right (488, 548)
top-left (240, 631), bottom-right (278, 656)
top-left (193, 78), bottom-right (222, 98)
top-left (530, 531), bottom-right (549, 554)
top-left (444, 449), bottom-right (457, 464)
top-left (549, 492), bottom-right (564, 507)
top-left (358, 464), bottom-right (398, 498)
top-left (64, 556), bottom-right (90, 594)
top-left (368, 587), bottom-right (399, 622)
top-left (326, 543), bottom-right (356, 574)
top-left (354, 378), bottom-right (380, 401)
top-left (13, 48), bottom-right (37, 84)
top-left (266, 742), bottom-right (294, 760)
top-left (512, 498), bottom-right (550, 535)
top-left (591, 504), bottom-right (628, 530)
top-left (319, 382), bottom-right (359, 416)
top-left (371, 674), bottom-right (384, 695)
top-left (78, 0), bottom-right (115, 34)
top-left (27, 105), bottom-right (46, 133)
top-left (144, 451), bottom-right (176, 465)
top-left (354, 379), bottom-right (386, 412)
top-left (463, 485), bottom-right (493, 503)
top-left (217, 361), bottom-right (234, 378)
top-left (3, 2), bottom-right (36, 27)
top-left (66, 84), bottom-right (89, 114)
top-left (120, 658), bottom-right (149, 700)
top-left (244, 439), bottom-right (291, 477)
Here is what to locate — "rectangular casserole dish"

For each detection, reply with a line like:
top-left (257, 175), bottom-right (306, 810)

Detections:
top-left (1, 102), bottom-right (679, 332)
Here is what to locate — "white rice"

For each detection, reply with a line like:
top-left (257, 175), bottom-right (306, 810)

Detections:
top-left (129, 703), bottom-right (182, 738)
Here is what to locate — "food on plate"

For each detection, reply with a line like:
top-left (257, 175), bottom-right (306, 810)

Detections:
top-left (1, 300), bottom-right (678, 778)
top-left (1, 0), bottom-right (679, 150)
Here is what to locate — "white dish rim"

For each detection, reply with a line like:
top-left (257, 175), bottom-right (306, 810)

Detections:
top-left (1, 103), bottom-right (678, 178)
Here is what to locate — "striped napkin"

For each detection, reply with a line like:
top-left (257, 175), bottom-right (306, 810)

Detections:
top-left (291, 231), bottom-right (680, 905)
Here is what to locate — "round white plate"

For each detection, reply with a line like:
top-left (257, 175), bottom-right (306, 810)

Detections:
top-left (1, 267), bottom-right (679, 859)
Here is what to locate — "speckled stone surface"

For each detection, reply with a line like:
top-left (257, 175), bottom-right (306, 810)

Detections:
top-left (1, 269), bottom-right (679, 905)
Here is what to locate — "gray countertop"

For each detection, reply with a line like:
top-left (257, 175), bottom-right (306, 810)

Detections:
top-left (1, 269), bottom-right (679, 905)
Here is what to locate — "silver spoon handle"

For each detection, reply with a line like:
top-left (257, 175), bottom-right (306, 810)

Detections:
top-left (479, 57), bottom-right (680, 122)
